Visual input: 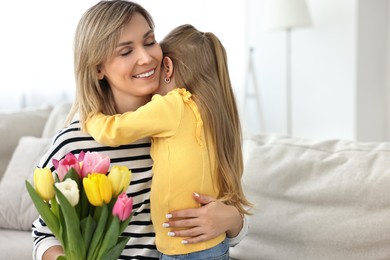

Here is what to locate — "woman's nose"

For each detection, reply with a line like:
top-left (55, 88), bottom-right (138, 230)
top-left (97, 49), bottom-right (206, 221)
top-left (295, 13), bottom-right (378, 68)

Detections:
top-left (137, 47), bottom-right (152, 65)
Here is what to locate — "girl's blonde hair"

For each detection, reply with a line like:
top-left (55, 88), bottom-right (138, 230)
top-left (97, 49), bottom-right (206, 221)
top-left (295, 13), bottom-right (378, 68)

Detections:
top-left (66, 0), bottom-right (154, 129)
top-left (160, 24), bottom-right (251, 215)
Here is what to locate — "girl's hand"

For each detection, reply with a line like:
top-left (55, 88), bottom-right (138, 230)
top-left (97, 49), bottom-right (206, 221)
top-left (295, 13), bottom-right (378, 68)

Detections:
top-left (163, 192), bottom-right (243, 244)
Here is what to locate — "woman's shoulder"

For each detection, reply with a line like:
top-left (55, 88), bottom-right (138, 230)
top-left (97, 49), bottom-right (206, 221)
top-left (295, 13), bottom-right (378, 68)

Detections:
top-left (51, 120), bottom-right (91, 144)
top-left (38, 120), bottom-right (92, 168)
top-left (38, 120), bottom-right (152, 169)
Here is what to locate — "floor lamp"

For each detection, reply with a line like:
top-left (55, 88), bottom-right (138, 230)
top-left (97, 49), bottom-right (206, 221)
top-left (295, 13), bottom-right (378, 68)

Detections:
top-left (244, 47), bottom-right (264, 134)
top-left (263, 0), bottom-right (311, 136)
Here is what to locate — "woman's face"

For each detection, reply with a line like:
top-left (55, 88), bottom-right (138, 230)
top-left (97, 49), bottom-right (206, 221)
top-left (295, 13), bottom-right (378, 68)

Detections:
top-left (99, 12), bottom-right (163, 111)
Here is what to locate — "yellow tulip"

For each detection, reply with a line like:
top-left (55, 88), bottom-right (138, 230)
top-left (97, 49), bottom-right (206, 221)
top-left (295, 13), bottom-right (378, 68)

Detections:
top-left (108, 166), bottom-right (132, 197)
top-left (83, 173), bottom-right (112, 206)
top-left (33, 168), bottom-right (55, 202)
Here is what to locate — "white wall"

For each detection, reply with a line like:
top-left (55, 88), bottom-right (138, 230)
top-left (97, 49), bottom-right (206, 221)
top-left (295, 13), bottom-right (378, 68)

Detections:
top-left (246, 0), bottom-right (390, 141)
top-left (0, 0), bottom-right (246, 112)
top-left (245, 0), bottom-right (357, 140)
top-left (0, 1), bottom-right (97, 111)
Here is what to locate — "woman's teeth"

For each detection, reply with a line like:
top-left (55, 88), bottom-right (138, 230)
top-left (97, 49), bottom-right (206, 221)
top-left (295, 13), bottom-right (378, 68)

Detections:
top-left (134, 69), bottom-right (155, 78)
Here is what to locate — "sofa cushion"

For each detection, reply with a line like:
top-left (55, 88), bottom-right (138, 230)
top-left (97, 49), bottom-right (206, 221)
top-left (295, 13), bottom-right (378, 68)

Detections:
top-left (0, 136), bottom-right (52, 231)
top-left (231, 134), bottom-right (390, 260)
top-left (0, 229), bottom-right (34, 259)
top-left (42, 102), bottom-right (72, 138)
top-left (0, 106), bottom-right (52, 181)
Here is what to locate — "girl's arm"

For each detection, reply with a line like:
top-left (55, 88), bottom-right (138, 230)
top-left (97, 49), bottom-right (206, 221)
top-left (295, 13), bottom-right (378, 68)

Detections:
top-left (86, 92), bottom-right (182, 146)
top-left (163, 193), bottom-right (247, 245)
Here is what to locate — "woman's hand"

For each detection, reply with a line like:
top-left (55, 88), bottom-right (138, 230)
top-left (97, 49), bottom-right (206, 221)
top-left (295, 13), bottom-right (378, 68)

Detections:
top-left (42, 245), bottom-right (64, 260)
top-left (163, 192), bottom-right (243, 244)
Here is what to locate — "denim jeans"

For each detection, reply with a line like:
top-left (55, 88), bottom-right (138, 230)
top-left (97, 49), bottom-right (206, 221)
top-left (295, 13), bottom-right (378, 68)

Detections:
top-left (159, 239), bottom-right (229, 260)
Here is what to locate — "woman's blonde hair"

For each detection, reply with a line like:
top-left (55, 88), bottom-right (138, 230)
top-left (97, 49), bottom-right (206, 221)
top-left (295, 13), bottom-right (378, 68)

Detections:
top-left (66, 0), bottom-right (154, 129)
top-left (160, 24), bottom-right (251, 215)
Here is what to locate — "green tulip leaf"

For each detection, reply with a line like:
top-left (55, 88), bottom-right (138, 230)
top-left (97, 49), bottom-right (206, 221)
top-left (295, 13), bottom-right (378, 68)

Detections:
top-left (97, 216), bottom-right (120, 259)
top-left (87, 205), bottom-right (108, 260)
top-left (63, 168), bottom-right (81, 185)
top-left (58, 208), bottom-right (67, 250)
top-left (100, 236), bottom-right (130, 260)
top-left (50, 194), bottom-right (60, 220)
top-left (54, 186), bottom-right (86, 259)
top-left (54, 173), bottom-right (60, 183)
top-left (119, 211), bottom-right (134, 236)
top-left (25, 181), bottom-right (60, 238)
top-left (81, 215), bottom-right (96, 250)
top-left (80, 187), bottom-right (91, 220)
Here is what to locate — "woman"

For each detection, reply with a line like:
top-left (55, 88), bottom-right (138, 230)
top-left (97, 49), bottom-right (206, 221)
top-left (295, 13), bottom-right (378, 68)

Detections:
top-left (32, 1), bottom-right (247, 259)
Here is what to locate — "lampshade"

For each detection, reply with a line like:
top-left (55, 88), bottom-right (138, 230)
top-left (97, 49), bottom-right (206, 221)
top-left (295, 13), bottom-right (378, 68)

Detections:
top-left (263, 0), bottom-right (311, 31)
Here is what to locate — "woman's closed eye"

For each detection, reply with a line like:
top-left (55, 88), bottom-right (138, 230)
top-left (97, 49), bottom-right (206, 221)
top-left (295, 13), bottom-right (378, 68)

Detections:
top-left (120, 48), bottom-right (133, 56)
top-left (144, 40), bottom-right (156, 47)
top-left (119, 39), bottom-right (156, 56)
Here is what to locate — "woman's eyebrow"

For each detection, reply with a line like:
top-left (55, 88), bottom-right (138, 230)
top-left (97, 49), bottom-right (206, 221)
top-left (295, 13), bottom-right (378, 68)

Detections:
top-left (117, 29), bottom-right (154, 47)
top-left (144, 29), bottom-right (154, 38)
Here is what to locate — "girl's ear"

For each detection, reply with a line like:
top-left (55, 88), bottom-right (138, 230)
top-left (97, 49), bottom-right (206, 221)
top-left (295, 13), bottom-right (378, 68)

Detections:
top-left (162, 57), bottom-right (174, 78)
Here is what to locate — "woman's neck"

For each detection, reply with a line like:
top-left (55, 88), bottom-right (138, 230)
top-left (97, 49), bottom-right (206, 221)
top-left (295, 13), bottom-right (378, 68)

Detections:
top-left (115, 95), bottom-right (152, 113)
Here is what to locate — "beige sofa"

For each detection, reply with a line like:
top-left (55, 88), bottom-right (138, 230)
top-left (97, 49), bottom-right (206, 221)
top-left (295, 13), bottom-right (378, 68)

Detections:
top-left (230, 134), bottom-right (390, 260)
top-left (0, 103), bottom-right (71, 260)
top-left (3, 103), bottom-right (390, 260)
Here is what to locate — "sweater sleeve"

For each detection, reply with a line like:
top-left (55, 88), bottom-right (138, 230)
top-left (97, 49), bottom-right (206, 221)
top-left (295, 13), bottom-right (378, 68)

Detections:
top-left (226, 216), bottom-right (249, 247)
top-left (86, 92), bottom-right (183, 147)
top-left (32, 218), bottom-right (62, 260)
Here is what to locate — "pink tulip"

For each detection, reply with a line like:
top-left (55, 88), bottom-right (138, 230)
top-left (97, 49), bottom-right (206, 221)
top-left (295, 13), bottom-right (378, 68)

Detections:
top-left (77, 151), bottom-right (85, 162)
top-left (112, 192), bottom-right (133, 221)
top-left (80, 151), bottom-right (110, 178)
top-left (52, 153), bottom-right (81, 181)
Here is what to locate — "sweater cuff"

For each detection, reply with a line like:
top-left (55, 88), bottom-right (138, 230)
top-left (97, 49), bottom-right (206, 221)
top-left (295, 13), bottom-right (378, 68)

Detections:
top-left (33, 237), bottom-right (62, 260)
top-left (227, 216), bottom-right (249, 247)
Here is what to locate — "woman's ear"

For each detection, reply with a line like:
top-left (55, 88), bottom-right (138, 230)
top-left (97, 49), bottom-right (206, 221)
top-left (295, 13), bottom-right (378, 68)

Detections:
top-left (162, 57), bottom-right (174, 78)
top-left (97, 66), bottom-right (104, 80)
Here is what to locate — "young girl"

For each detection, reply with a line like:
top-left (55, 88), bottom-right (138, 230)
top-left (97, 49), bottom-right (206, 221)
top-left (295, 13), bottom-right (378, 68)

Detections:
top-left (86, 24), bottom-right (251, 259)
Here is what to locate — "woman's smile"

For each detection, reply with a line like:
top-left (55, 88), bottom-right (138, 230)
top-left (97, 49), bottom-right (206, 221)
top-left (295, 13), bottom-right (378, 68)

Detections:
top-left (133, 68), bottom-right (156, 79)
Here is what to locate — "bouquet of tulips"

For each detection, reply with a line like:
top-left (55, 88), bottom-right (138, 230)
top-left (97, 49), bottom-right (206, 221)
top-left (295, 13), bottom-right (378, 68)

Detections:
top-left (25, 151), bottom-right (133, 260)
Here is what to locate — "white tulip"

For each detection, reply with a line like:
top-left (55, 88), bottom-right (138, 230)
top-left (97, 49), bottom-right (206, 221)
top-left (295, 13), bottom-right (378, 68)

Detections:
top-left (55, 178), bottom-right (79, 207)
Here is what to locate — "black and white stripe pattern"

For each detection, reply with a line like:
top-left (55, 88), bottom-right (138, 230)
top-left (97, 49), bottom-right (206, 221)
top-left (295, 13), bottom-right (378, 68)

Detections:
top-left (31, 121), bottom-right (159, 259)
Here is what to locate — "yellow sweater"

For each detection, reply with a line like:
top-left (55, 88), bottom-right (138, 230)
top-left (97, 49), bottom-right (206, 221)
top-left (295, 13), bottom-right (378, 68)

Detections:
top-left (86, 88), bottom-right (225, 255)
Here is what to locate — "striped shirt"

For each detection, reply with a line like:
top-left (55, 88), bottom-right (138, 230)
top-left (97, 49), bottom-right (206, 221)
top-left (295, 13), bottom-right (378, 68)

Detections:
top-left (32, 120), bottom-right (159, 259)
